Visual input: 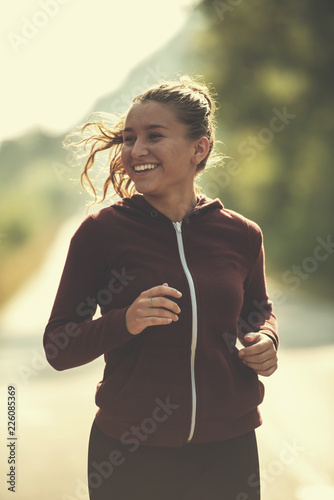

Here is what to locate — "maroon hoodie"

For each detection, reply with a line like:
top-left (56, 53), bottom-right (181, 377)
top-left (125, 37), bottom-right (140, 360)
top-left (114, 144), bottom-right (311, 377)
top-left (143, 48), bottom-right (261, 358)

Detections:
top-left (43, 194), bottom-right (278, 448)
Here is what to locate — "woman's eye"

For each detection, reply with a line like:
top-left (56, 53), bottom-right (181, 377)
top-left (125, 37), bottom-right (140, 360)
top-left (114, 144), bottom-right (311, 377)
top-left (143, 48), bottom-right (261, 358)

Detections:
top-left (124, 136), bottom-right (135, 143)
top-left (123, 133), bottom-right (162, 143)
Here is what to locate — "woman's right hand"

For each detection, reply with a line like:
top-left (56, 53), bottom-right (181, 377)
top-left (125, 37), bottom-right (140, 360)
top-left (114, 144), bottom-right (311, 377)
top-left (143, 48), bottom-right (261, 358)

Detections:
top-left (125, 283), bottom-right (182, 335)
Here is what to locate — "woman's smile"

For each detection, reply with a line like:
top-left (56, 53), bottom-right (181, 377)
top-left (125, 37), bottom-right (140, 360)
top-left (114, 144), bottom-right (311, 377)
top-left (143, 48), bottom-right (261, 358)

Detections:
top-left (121, 101), bottom-right (198, 201)
top-left (132, 163), bottom-right (161, 173)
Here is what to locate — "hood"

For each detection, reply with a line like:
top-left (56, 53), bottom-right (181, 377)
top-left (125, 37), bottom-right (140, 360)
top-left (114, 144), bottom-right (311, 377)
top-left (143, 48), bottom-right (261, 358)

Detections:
top-left (110, 194), bottom-right (224, 224)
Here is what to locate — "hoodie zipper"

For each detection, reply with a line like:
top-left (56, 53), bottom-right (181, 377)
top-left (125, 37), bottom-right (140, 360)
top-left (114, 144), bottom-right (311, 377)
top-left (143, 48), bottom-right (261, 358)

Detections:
top-left (173, 221), bottom-right (198, 443)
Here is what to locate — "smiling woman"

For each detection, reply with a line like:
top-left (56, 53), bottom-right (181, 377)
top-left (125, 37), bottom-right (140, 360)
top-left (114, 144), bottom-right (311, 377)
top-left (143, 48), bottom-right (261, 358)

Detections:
top-left (66, 76), bottom-right (218, 220)
top-left (121, 100), bottom-right (211, 219)
top-left (44, 75), bottom-right (278, 499)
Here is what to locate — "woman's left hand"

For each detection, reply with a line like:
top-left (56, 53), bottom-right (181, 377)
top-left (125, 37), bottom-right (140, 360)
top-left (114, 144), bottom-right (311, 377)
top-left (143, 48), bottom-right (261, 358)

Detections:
top-left (238, 333), bottom-right (278, 377)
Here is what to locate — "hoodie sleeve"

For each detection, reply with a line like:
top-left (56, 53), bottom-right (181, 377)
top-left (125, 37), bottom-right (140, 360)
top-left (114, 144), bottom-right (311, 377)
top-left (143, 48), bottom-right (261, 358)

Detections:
top-left (238, 220), bottom-right (278, 349)
top-left (43, 215), bottom-right (135, 371)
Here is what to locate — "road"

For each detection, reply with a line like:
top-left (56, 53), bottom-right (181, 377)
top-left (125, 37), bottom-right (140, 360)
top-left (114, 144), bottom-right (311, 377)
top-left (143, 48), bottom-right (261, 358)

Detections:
top-left (1, 215), bottom-right (333, 499)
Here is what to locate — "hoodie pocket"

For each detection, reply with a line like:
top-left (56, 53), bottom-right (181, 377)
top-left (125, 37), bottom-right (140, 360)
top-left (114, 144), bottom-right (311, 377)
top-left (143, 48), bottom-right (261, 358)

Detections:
top-left (197, 345), bottom-right (264, 422)
top-left (95, 343), bottom-right (188, 423)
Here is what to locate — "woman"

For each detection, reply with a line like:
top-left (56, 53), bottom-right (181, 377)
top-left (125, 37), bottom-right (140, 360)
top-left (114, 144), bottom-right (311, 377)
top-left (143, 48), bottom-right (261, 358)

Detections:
top-left (43, 76), bottom-right (278, 499)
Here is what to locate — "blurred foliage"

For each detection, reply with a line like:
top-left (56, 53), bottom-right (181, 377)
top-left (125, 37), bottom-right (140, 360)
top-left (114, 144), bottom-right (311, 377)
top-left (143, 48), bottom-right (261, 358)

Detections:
top-left (1, 0), bottom-right (333, 306)
top-left (194, 0), bottom-right (334, 297)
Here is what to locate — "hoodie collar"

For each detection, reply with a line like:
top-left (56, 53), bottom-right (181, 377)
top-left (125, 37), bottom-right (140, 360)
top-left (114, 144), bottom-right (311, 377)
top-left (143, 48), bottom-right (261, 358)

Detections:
top-left (112, 193), bottom-right (223, 224)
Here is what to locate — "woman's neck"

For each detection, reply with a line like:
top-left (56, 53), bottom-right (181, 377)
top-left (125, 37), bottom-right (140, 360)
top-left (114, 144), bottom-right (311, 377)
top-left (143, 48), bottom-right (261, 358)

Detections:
top-left (143, 191), bottom-right (197, 223)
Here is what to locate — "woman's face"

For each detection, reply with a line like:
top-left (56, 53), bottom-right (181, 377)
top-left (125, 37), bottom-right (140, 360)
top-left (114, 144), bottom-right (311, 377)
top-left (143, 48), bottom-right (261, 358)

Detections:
top-left (121, 101), bottom-right (198, 200)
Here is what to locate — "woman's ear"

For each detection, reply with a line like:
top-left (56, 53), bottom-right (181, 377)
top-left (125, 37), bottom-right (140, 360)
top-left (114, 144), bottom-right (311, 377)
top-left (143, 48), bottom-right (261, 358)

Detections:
top-left (192, 137), bottom-right (210, 165)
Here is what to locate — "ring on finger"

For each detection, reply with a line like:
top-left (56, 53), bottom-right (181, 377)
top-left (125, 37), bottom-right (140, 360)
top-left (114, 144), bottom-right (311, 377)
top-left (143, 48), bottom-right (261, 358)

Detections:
top-left (149, 296), bottom-right (153, 308)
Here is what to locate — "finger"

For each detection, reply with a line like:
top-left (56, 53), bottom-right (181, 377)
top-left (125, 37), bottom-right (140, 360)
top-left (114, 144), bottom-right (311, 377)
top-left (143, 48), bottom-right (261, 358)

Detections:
top-left (241, 352), bottom-right (278, 370)
top-left (126, 307), bottom-right (175, 335)
top-left (147, 296), bottom-right (181, 315)
top-left (254, 363), bottom-right (278, 377)
top-left (239, 346), bottom-right (274, 361)
top-left (241, 356), bottom-right (277, 372)
top-left (243, 333), bottom-right (261, 343)
top-left (142, 285), bottom-right (182, 299)
top-left (239, 342), bottom-right (271, 357)
top-left (143, 307), bottom-right (180, 322)
top-left (140, 316), bottom-right (175, 329)
top-left (239, 335), bottom-right (274, 356)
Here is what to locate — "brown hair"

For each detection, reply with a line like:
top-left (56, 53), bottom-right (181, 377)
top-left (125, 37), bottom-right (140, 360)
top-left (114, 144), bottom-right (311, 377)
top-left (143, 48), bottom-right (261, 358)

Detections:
top-left (64, 75), bottom-right (220, 205)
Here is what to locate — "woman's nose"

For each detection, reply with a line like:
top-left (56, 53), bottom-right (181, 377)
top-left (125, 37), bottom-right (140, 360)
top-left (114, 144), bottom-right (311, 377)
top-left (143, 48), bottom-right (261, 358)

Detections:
top-left (131, 139), bottom-right (148, 158)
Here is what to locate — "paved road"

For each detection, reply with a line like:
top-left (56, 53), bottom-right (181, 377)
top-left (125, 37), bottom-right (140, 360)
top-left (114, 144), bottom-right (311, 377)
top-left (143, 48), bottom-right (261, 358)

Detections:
top-left (1, 216), bottom-right (333, 499)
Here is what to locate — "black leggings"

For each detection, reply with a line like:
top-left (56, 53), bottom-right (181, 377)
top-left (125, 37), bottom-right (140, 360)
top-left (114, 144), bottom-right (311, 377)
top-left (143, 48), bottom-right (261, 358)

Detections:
top-left (88, 421), bottom-right (261, 500)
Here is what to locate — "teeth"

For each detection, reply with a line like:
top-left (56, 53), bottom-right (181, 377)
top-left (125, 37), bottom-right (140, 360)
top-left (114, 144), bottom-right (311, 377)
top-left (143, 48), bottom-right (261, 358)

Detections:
top-left (134, 164), bottom-right (159, 172)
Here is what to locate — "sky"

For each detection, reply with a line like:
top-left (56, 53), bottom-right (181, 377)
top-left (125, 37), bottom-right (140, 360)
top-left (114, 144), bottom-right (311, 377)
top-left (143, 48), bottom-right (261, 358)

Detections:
top-left (1, 0), bottom-right (197, 143)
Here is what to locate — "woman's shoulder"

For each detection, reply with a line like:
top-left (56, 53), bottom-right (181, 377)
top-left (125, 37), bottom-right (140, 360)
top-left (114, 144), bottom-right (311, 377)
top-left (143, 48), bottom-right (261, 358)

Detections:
top-left (220, 206), bottom-right (262, 236)
top-left (73, 195), bottom-right (150, 239)
top-left (68, 200), bottom-right (121, 239)
top-left (82, 197), bottom-right (132, 224)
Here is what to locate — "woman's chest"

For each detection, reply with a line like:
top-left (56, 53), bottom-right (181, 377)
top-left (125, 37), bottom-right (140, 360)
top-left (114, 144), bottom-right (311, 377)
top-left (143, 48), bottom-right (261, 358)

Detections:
top-left (99, 222), bottom-right (248, 315)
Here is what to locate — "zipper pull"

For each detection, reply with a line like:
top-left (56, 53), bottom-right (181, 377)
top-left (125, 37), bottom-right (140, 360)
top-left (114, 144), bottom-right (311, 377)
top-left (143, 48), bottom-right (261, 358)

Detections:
top-left (174, 221), bottom-right (182, 233)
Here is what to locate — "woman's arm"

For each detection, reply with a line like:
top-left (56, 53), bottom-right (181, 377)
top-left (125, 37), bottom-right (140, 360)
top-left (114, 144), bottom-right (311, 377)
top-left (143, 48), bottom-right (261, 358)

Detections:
top-left (43, 216), bottom-right (135, 371)
top-left (237, 221), bottom-right (278, 376)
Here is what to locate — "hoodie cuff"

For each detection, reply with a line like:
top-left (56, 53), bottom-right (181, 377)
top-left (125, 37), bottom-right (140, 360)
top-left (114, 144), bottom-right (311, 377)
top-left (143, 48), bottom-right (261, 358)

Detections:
top-left (108, 306), bottom-right (137, 346)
